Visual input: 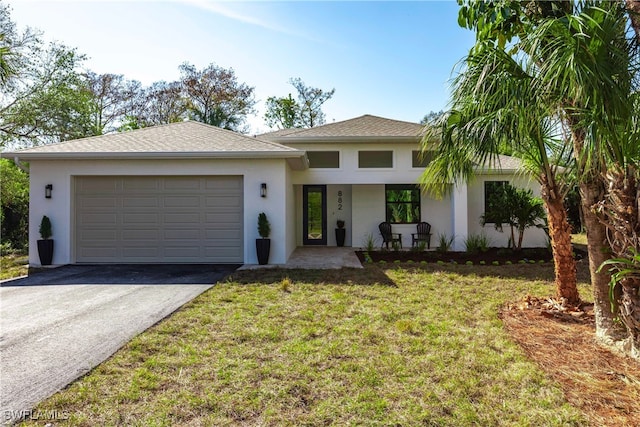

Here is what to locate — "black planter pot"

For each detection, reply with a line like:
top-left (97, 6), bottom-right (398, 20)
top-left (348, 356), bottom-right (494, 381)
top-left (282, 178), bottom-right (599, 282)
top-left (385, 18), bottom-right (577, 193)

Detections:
top-left (37, 239), bottom-right (54, 265)
top-left (335, 228), bottom-right (346, 247)
top-left (256, 238), bottom-right (271, 265)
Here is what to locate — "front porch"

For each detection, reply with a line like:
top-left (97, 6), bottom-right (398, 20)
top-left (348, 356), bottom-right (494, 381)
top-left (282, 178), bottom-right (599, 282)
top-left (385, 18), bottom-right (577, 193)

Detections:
top-left (239, 246), bottom-right (362, 270)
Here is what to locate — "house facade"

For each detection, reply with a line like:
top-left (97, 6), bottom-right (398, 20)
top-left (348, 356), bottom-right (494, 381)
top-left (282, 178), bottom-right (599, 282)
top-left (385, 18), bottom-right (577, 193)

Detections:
top-left (2, 115), bottom-right (547, 267)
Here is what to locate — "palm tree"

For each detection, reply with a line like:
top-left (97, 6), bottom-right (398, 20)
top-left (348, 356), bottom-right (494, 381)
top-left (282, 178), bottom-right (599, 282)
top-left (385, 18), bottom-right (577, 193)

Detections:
top-left (527, 1), bottom-right (638, 344)
top-left (421, 42), bottom-right (580, 305)
top-left (450, 0), bottom-right (638, 347)
top-left (0, 33), bottom-right (17, 86)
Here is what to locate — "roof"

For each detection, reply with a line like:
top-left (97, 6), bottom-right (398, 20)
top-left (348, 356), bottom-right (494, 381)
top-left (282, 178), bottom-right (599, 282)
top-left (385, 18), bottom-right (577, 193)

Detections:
top-left (478, 154), bottom-right (524, 172)
top-left (260, 114), bottom-right (426, 143)
top-left (2, 121), bottom-right (306, 165)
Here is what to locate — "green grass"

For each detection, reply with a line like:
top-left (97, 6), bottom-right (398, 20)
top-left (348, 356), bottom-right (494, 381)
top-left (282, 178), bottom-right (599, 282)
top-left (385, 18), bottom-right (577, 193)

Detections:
top-left (22, 264), bottom-right (590, 426)
top-left (0, 253), bottom-right (28, 280)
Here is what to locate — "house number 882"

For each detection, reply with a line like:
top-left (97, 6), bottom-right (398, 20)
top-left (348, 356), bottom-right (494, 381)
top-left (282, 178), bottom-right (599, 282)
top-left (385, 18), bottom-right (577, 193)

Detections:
top-left (337, 190), bottom-right (343, 210)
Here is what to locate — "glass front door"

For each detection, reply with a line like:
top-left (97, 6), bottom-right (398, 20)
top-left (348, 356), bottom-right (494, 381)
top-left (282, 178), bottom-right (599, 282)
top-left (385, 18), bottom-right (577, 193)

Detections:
top-left (303, 185), bottom-right (327, 245)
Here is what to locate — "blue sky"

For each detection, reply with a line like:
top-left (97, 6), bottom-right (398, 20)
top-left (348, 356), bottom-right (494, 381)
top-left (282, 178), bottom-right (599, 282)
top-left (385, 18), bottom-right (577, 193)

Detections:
top-left (9, 1), bottom-right (476, 133)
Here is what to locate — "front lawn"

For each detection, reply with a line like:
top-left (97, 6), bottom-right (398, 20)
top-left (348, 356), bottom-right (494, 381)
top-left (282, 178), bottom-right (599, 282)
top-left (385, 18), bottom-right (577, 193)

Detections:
top-left (21, 264), bottom-right (590, 426)
top-left (0, 252), bottom-right (28, 281)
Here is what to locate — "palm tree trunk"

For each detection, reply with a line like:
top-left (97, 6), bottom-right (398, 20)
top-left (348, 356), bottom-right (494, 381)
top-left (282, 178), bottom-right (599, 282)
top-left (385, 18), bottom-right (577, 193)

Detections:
top-left (539, 176), bottom-right (580, 305)
top-left (566, 116), bottom-right (624, 341)
top-left (600, 166), bottom-right (640, 357)
top-left (580, 180), bottom-right (625, 341)
top-left (626, 0), bottom-right (640, 44)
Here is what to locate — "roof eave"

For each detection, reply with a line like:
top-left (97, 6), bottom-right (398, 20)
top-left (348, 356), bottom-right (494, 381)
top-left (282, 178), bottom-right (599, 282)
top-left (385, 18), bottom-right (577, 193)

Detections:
top-left (273, 136), bottom-right (421, 144)
top-left (2, 150), bottom-right (306, 161)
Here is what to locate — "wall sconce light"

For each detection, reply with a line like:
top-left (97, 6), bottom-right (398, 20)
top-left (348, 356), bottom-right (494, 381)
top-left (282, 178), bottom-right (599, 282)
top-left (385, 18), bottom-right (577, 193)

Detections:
top-left (45, 184), bottom-right (53, 199)
top-left (260, 183), bottom-right (267, 198)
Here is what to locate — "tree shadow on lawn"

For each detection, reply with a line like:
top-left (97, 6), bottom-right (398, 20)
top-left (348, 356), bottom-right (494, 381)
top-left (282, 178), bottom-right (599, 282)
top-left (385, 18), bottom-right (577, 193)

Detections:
top-left (227, 266), bottom-right (398, 287)
top-left (370, 260), bottom-right (591, 283)
top-left (227, 260), bottom-right (591, 287)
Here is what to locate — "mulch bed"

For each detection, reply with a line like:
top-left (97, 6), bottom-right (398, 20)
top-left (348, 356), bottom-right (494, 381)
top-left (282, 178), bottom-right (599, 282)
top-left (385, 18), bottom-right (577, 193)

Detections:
top-left (356, 247), bottom-right (586, 264)
top-left (501, 297), bottom-right (640, 427)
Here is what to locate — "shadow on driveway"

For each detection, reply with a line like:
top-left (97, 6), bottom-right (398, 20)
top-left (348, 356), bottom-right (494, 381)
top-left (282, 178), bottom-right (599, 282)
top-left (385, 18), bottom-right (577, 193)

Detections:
top-left (1, 264), bottom-right (240, 287)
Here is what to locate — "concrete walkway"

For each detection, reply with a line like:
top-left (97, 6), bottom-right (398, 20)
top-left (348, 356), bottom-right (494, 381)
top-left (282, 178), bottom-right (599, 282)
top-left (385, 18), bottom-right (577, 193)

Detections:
top-left (239, 247), bottom-right (363, 270)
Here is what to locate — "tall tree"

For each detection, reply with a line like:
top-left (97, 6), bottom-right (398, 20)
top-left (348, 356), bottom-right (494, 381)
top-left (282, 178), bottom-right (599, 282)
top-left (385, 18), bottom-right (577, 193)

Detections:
top-left (457, 0), bottom-right (638, 348)
top-left (179, 62), bottom-right (255, 132)
top-left (289, 77), bottom-right (335, 128)
top-left (264, 93), bottom-right (299, 129)
top-left (0, 3), bottom-right (94, 148)
top-left (421, 42), bottom-right (580, 305)
top-left (0, 42), bottom-right (94, 148)
top-left (83, 72), bottom-right (142, 135)
top-left (138, 80), bottom-right (186, 126)
top-left (264, 78), bottom-right (335, 129)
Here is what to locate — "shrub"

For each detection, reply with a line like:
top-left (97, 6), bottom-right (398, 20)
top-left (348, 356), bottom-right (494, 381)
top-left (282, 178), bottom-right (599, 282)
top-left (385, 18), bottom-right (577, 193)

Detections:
top-left (39, 216), bottom-right (53, 240)
top-left (363, 233), bottom-right (376, 252)
top-left (257, 212), bottom-right (271, 238)
top-left (464, 233), bottom-right (490, 254)
top-left (436, 233), bottom-right (455, 253)
top-left (411, 241), bottom-right (427, 252)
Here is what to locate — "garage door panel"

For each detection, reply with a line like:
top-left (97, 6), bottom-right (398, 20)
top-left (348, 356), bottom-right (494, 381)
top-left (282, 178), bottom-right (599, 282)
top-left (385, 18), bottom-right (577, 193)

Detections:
top-left (75, 176), bottom-right (243, 263)
top-left (164, 213), bottom-right (200, 224)
top-left (82, 247), bottom-right (119, 258)
top-left (163, 196), bottom-right (201, 208)
top-left (123, 197), bottom-right (159, 208)
top-left (82, 213), bottom-right (118, 225)
top-left (164, 229), bottom-right (200, 239)
top-left (205, 196), bottom-right (241, 207)
top-left (122, 247), bottom-right (161, 258)
top-left (123, 177), bottom-right (160, 191)
top-left (122, 229), bottom-right (159, 240)
top-left (123, 213), bottom-right (160, 225)
top-left (79, 229), bottom-right (117, 241)
top-left (205, 177), bottom-right (242, 190)
top-left (77, 179), bottom-right (119, 193)
top-left (79, 197), bottom-right (118, 208)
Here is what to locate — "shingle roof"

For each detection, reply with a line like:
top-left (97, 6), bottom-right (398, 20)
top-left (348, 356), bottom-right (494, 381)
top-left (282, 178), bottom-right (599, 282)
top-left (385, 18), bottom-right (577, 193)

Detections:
top-left (476, 154), bottom-right (524, 172)
top-left (260, 115), bottom-right (425, 142)
top-left (3, 121), bottom-right (302, 158)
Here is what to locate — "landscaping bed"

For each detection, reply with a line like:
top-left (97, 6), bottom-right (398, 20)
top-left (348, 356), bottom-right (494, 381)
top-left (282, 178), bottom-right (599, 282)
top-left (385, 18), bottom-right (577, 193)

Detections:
top-left (356, 247), bottom-right (586, 265)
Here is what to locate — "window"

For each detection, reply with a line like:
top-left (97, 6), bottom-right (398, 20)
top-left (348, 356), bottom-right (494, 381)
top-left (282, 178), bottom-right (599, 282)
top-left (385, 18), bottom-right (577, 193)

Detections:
top-left (307, 151), bottom-right (339, 168)
top-left (385, 184), bottom-right (421, 224)
top-left (358, 151), bottom-right (393, 168)
top-left (484, 181), bottom-right (508, 223)
top-left (412, 150), bottom-right (434, 168)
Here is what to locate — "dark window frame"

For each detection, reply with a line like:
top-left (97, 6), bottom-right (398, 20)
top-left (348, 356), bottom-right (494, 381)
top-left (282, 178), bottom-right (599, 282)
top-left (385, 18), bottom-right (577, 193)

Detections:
top-left (307, 151), bottom-right (340, 168)
top-left (385, 184), bottom-right (421, 224)
top-left (484, 180), bottom-right (508, 224)
top-left (358, 150), bottom-right (393, 168)
top-left (411, 150), bottom-right (434, 168)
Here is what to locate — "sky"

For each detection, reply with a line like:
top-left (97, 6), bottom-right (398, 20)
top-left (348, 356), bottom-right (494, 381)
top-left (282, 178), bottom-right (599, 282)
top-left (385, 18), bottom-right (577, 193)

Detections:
top-left (8, 0), bottom-right (476, 134)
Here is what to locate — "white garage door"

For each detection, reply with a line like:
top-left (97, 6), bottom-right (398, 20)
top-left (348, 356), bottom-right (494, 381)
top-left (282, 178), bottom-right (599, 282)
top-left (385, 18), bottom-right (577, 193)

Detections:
top-left (75, 176), bottom-right (243, 263)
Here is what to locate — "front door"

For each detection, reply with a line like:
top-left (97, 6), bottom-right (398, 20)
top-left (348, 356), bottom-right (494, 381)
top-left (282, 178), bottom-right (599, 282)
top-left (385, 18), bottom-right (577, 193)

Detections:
top-left (303, 185), bottom-right (327, 245)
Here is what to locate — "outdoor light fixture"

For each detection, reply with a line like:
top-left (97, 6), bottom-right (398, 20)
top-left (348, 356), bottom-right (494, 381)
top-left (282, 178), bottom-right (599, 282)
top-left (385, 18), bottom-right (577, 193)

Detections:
top-left (45, 184), bottom-right (53, 199)
top-left (260, 183), bottom-right (267, 198)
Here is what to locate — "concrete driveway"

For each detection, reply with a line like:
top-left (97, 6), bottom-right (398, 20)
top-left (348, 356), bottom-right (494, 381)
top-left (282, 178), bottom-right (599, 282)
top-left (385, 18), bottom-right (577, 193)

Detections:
top-left (0, 264), bottom-right (237, 425)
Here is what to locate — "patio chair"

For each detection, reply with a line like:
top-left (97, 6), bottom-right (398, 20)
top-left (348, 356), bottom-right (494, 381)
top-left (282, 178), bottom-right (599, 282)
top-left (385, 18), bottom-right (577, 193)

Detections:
top-left (411, 221), bottom-right (432, 249)
top-left (378, 222), bottom-right (402, 249)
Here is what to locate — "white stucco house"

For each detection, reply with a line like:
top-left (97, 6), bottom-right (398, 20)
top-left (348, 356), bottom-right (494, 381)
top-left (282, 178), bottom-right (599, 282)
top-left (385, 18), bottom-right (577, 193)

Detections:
top-left (1, 114), bottom-right (547, 266)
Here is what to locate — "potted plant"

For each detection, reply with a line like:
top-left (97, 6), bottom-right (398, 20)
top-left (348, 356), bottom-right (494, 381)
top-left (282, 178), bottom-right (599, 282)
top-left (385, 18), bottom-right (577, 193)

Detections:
top-left (335, 219), bottom-right (346, 247)
top-left (256, 212), bottom-right (271, 265)
top-left (37, 215), bottom-right (54, 265)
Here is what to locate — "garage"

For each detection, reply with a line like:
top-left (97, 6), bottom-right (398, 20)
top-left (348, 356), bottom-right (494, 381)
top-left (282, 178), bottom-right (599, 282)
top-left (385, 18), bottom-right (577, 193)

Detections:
top-left (75, 175), bottom-right (243, 263)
